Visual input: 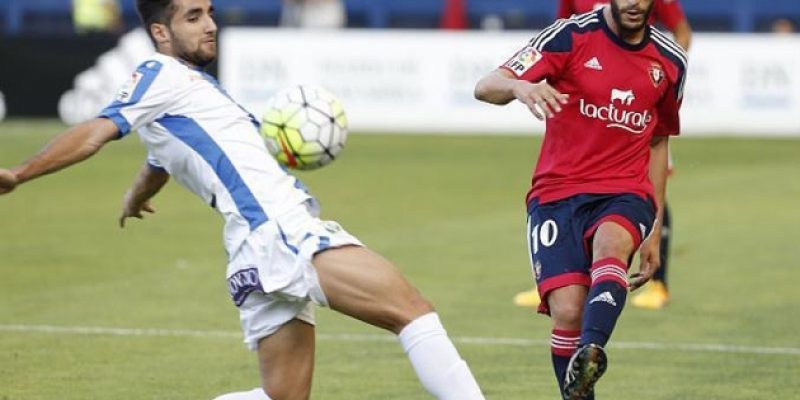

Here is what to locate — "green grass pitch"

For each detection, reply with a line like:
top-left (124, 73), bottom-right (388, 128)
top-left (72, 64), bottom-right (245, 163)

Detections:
top-left (1, 119), bottom-right (798, 399)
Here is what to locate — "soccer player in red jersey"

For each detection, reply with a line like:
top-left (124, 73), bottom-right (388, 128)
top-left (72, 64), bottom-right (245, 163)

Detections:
top-left (475, 0), bottom-right (687, 398)
top-left (513, 0), bottom-right (691, 310)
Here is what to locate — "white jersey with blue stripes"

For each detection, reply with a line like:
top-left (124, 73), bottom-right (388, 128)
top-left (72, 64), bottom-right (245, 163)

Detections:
top-left (100, 53), bottom-right (312, 255)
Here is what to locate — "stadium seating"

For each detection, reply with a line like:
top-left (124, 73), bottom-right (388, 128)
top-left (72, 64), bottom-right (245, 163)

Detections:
top-left (1, 0), bottom-right (73, 35)
top-left (1, 0), bottom-right (798, 35)
top-left (346, 0), bottom-right (443, 29)
top-left (466, 0), bottom-right (555, 30)
top-left (682, 0), bottom-right (800, 32)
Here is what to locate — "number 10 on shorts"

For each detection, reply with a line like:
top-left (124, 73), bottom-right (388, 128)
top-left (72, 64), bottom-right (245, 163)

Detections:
top-left (530, 219), bottom-right (558, 255)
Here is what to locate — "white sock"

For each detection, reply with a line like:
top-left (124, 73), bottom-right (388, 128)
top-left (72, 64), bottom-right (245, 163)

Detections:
top-left (211, 388), bottom-right (270, 400)
top-left (398, 313), bottom-right (485, 400)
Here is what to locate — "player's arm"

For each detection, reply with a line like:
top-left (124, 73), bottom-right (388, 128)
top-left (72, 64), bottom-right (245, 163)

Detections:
top-left (0, 169), bottom-right (17, 195)
top-left (476, 22), bottom-right (574, 120)
top-left (630, 135), bottom-right (670, 291)
top-left (119, 161), bottom-right (170, 227)
top-left (648, 135), bottom-right (670, 237)
top-left (474, 68), bottom-right (568, 120)
top-left (0, 118), bottom-right (119, 195)
top-left (632, 28), bottom-right (687, 290)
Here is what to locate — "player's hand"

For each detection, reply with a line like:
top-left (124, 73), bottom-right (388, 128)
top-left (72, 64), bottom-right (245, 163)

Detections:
top-left (0, 168), bottom-right (18, 195)
top-left (119, 190), bottom-right (156, 228)
top-left (513, 81), bottom-right (569, 121)
top-left (630, 233), bottom-right (661, 291)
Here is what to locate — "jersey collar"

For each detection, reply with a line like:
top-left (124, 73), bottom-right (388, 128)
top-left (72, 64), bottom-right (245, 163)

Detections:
top-left (174, 56), bottom-right (205, 72)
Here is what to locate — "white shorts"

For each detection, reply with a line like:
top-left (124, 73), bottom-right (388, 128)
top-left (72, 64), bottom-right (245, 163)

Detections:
top-left (226, 202), bottom-right (362, 351)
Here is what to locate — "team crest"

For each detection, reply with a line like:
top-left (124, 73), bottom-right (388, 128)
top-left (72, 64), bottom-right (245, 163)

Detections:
top-left (648, 63), bottom-right (665, 87)
top-left (504, 46), bottom-right (542, 76)
top-left (533, 260), bottom-right (542, 281)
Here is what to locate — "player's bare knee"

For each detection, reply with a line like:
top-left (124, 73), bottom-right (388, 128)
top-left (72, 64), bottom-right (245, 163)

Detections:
top-left (593, 223), bottom-right (635, 259)
top-left (593, 245), bottom-right (623, 261)
top-left (550, 302), bottom-right (583, 329)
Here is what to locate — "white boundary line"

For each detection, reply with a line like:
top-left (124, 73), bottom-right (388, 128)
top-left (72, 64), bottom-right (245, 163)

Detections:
top-left (1, 324), bottom-right (798, 356)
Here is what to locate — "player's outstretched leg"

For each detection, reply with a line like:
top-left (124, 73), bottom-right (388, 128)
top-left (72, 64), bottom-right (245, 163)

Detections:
top-left (313, 245), bottom-right (485, 400)
top-left (562, 344), bottom-right (607, 400)
top-left (632, 203), bottom-right (671, 309)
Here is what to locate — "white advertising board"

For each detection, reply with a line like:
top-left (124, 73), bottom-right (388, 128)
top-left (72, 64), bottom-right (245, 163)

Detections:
top-left (220, 29), bottom-right (800, 137)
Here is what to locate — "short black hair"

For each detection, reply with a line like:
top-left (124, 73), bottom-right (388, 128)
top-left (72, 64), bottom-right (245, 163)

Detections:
top-left (136, 0), bottom-right (177, 41)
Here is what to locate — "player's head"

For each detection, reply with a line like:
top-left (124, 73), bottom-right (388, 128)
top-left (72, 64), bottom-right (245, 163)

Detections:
top-left (609, 0), bottom-right (655, 35)
top-left (136, 0), bottom-right (218, 67)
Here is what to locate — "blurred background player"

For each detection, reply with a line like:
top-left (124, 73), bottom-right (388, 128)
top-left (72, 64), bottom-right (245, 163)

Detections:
top-left (771, 17), bottom-right (796, 34)
top-left (440, 0), bottom-right (468, 30)
top-left (513, 0), bottom-right (692, 310)
top-left (72, 0), bottom-right (124, 35)
top-left (476, 0), bottom-right (687, 397)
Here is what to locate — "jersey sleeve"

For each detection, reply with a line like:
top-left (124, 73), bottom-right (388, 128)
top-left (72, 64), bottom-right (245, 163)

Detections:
top-left (654, 90), bottom-right (681, 137)
top-left (654, 62), bottom-right (687, 137)
top-left (499, 18), bottom-right (577, 83)
top-left (650, 26), bottom-right (689, 137)
top-left (98, 60), bottom-right (172, 139)
top-left (654, 0), bottom-right (687, 31)
top-left (557, 0), bottom-right (575, 19)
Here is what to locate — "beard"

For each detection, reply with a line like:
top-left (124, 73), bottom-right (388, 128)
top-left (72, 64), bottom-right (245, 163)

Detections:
top-left (171, 31), bottom-right (217, 67)
top-left (183, 48), bottom-right (216, 68)
top-left (610, 0), bottom-right (654, 35)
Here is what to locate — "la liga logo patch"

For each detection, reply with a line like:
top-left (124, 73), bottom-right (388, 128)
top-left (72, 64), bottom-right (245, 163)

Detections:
top-left (116, 71), bottom-right (143, 102)
top-left (504, 46), bottom-right (542, 76)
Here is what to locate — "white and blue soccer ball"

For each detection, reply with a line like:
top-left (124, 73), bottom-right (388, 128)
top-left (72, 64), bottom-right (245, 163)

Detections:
top-left (260, 85), bottom-right (348, 170)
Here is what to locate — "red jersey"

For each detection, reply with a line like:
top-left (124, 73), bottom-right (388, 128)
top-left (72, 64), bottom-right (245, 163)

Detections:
top-left (557, 0), bottom-right (687, 31)
top-left (500, 9), bottom-right (687, 205)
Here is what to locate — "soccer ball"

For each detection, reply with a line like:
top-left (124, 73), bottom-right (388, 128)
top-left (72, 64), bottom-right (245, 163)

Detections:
top-left (260, 85), bottom-right (348, 170)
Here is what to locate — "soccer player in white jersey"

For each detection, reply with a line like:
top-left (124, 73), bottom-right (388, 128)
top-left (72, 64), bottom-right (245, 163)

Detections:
top-left (0, 1), bottom-right (485, 399)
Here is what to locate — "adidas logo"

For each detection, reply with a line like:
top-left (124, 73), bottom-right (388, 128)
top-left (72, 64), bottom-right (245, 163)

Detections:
top-left (584, 57), bottom-right (603, 71)
top-left (589, 291), bottom-right (617, 306)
